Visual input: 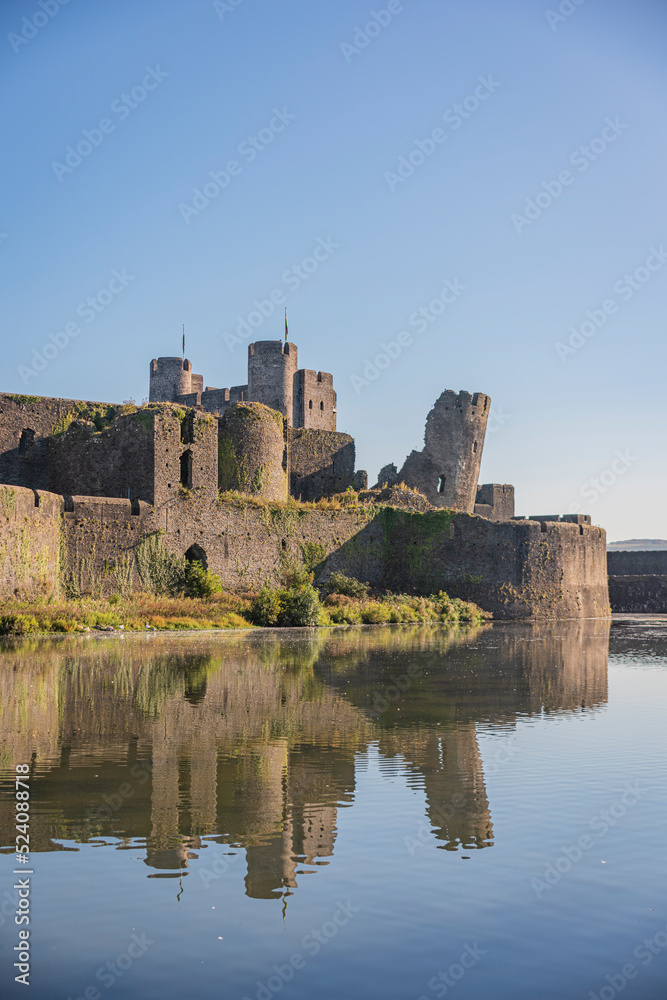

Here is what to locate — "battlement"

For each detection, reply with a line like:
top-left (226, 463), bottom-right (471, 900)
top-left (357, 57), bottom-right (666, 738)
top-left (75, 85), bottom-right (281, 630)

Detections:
top-left (474, 484), bottom-right (515, 522)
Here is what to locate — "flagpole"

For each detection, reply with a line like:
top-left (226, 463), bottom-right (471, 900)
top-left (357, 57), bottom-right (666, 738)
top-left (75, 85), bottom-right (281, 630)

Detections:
top-left (182, 324), bottom-right (185, 359)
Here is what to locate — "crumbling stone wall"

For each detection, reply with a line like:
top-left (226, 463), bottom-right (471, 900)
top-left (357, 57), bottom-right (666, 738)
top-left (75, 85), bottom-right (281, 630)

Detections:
top-left (289, 429), bottom-right (355, 500)
top-left (0, 393), bottom-right (112, 492)
top-left (49, 411), bottom-right (156, 504)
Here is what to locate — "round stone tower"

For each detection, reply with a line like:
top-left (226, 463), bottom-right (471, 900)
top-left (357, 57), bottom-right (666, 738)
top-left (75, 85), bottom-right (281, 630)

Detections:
top-left (149, 358), bottom-right (193, 402)
top-left (247, 341), bottom-right (297, 421)
top-left (218, 402), bottom-right (288, 501)
top-left (399, 390), bottom-right (490, 512)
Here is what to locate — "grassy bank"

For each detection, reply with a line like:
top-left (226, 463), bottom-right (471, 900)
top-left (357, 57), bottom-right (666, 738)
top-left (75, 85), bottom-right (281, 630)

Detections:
top-left (0, 572), bottom-right (485, 635)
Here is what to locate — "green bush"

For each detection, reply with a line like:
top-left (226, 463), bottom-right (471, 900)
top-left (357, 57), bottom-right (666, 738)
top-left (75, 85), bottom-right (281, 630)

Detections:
top-left (360, 603), bottom-right (391, 624)
top-left (0, 614), bottom-right (39, 635)
top-left (182, 561), bottom-right (222, 599)
top-left (250, 584), bottom-right (283, 627)
top-left (279, 584), bottom-right (321, 627)
top-left (330, 605), bottom-right (362, 625)
top-left (250, 581), bottom-right (322, 627)
top-left (50, 617), bottom-right (78, 633)
top-left (321, 572), bottom-right (370, 598)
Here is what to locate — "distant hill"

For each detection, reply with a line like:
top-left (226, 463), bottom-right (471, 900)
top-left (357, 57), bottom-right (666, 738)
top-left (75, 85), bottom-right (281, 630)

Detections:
top-left (607, 539), bottom-right (667, 552)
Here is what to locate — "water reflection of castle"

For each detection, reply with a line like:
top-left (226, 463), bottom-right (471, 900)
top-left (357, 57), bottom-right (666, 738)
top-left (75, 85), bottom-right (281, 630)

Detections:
top-left (0, 623), bottom-right (609, 898)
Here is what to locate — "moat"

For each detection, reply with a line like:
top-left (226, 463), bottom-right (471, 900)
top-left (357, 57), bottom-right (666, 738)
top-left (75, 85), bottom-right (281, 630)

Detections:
top-left (1, 620), bottom-right (665, 1000)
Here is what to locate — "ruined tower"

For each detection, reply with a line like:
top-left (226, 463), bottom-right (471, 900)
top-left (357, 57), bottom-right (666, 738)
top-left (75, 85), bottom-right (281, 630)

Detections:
top-left (218, 403), bottom-right (288, 502)
top-left (398, 390), bottom-right (490, 512)
top-left (247, 341), bottom-right (298, 420)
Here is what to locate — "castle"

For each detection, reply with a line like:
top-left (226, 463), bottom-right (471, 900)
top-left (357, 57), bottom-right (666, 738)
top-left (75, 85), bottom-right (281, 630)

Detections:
top-left (0, 338), bottom-right (610, 619)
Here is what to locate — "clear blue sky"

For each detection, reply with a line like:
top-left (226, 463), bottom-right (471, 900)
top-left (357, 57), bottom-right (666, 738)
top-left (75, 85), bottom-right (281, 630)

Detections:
top-left (2, 0), bottom-right (665, 541)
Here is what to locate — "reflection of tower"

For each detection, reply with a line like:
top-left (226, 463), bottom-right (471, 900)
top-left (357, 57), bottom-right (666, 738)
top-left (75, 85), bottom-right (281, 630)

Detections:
top-left (145, 725), bottom-right (186, 870)
top-left (242, 746), bottom-right (355, 899)
top-left (425, 726), bottom-right (493, 850)
top-left (388, 724), bottom-right (493, 851)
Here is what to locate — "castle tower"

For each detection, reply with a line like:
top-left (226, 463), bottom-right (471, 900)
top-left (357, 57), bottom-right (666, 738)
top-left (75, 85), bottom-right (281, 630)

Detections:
top-left (247, 341), bottom-right (297, 420)
top-left (218, 402), bottom-right (288, 501)
top-left (149, 357), bottom-right (203, 403)
top-left (398, 390), bottom-right (490, 512)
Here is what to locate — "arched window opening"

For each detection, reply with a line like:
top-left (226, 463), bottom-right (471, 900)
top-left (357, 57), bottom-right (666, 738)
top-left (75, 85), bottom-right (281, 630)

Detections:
top-left (437, 475), bottom-right (446, 494)
top-left (320, 401), bottom-right (324, 411)
top-left (308, 399), bottom-right (313, 409)
top-left (185, 543), bottom-right (207, 569)
top-left (317, 372), bottom-right (323, 383)
top-left (180, 450), bottom-right (193, 489)
top-left (473, 441), bottom-right (478, 454)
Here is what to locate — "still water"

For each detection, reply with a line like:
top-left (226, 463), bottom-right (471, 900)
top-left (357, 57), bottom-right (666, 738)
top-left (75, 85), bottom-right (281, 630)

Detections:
top-left (0, 619), bottom-right (665, 1000)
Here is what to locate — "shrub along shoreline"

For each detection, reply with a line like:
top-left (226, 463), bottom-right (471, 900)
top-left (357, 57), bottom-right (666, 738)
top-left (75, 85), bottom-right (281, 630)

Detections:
top-left (0, 569), bottom-right (485, 635)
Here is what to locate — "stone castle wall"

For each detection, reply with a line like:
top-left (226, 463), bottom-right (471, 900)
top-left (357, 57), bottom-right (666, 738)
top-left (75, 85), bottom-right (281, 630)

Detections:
top-left (0, 484), bottom-right (610, 619)
top-left (50, 411), bottom-right (156, 504)
top-left (0, 485), bottom-right (62, 598)
top-left (289, 429), bottom-right (355, 501)
top-left (607, 551), bottom-right (667, 612)
top-left (0, 392), bottom-right (112, 492)
top-left (607, 550), bottom-right (667, 575)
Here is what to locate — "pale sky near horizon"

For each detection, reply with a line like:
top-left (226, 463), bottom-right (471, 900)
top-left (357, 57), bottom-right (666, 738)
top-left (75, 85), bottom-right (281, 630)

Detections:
top-left (2, 0), bottom-right (666, 541)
